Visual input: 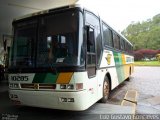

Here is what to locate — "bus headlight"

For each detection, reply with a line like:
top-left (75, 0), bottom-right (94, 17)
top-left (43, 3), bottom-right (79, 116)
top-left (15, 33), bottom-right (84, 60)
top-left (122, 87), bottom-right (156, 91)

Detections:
top-left (10, 94), bottom-right (18, 99)
top-left (60, 84), bottom-right (83, 90)
top-left (9, 83), bottom-right (19, 89)
top-left (67, 84), bottom-right (74, 89)
top-left (60, 85), bottom-right (66, 89)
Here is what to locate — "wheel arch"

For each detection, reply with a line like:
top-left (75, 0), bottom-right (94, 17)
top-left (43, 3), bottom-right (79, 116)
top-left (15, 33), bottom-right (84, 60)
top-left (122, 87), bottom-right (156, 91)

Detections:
top-left (130, 66), bottom-right (132, 75)
top-left (105, 72), bottom-right (112, 91)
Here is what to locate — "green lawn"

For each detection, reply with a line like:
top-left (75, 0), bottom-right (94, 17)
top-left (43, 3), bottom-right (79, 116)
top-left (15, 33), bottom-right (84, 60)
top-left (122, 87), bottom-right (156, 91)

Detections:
top-left (134, 61), bottom-right (160, 66)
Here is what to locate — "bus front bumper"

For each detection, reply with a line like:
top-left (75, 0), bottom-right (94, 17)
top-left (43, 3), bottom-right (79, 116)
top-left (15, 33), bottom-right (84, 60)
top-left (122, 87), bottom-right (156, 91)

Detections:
top-left (8, 89), bottom-right (91, 111)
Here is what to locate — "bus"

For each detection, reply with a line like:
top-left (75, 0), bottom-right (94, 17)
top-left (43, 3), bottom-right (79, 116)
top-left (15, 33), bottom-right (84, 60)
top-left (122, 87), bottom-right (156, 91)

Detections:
top-left (8, 4), bottom-right (134, 111)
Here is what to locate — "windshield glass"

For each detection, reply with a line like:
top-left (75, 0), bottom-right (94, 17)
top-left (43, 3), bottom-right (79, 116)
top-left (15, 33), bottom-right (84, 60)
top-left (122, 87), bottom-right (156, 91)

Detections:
top-left (10, 9), bottom-right (84, 69)
top-left (10, 20), bottom-right (37, 68)
top-left (37, 10), bottom-right (83, 67)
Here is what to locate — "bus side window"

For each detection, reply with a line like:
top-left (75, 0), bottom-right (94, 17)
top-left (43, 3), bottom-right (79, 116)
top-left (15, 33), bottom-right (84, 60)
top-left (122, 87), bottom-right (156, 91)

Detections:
top-left (102, 23), bottom-right (113, 47)
top-left (85, 11), bottom-right (102, 67)
top-left (86, 26), bottom-right (96, 64)
top-left (120, 38), bottom-right (125, 51)
top-left (113, 32), bottom-right (120, 50)
top-left (128, 44), bottom-right (132, 54)
top-left (87, 27), bottom-right (95, 52)
top-left (85, 26), bottom-right (96, 77)
top-left (125, 42), bottom-right (127, 51)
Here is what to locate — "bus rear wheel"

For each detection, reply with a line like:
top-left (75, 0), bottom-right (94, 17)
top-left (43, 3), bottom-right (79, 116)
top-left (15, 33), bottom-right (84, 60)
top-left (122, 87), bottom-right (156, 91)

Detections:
top-left (100, 77), bottom-right (110, 103)
top-left (126, 67), bottom-right (132, 81)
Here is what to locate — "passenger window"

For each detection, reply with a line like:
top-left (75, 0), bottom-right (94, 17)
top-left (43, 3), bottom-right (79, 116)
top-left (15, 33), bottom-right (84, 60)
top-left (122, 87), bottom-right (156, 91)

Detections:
top-left (85, 11), bottom-right (102, 67)
top-left (102, 23), bottom-right (113, 47)
top-left (120, 38), bottom-right (125, 50)
top-left (113, 32), bottom-right (120, 50)
top-left (86, 26), bottom-right (96, 77)
top-left (87, 27), bottom-right (95, 53)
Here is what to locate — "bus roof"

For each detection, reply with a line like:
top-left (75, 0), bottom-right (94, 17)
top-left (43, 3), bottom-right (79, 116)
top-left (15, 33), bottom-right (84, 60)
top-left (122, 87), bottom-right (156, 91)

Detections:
top-left (13, 5), bottom-right (77, 21)
top-left (13, 3), bottom-right (132, 46)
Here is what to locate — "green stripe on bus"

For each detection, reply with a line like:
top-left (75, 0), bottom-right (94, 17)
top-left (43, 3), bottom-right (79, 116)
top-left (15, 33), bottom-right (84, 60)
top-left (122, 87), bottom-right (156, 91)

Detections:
top-left (33, 73), bottom-right (59, 83)
top-left (114, 52), bottom-right (125, 83)
top-left (33, 73), bottom-right (46, 83)
top-left (119, 53), bottom-right (125, 83)
top-left (44, 73), bottom-right (59, 83)
top-left (114, 52), bottom-right (120, 65)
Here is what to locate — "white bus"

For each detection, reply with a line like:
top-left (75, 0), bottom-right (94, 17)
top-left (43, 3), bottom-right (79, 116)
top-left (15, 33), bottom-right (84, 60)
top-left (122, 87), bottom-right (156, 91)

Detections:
top-left (8, 4), bottom-right (134, 111)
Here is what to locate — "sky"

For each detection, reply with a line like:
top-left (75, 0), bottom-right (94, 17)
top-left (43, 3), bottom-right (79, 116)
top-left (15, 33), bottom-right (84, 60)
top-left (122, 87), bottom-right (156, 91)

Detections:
top-left (77, 0), bottom-right (160, 32)
top-left (0, 0), bottom-right (160, 60)
top-left (0, 0), bottom-right (160, 46)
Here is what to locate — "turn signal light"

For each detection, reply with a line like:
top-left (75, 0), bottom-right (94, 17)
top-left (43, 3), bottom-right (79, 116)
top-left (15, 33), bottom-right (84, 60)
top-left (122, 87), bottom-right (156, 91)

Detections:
top-left (76, 83), bottom-right (83, 90)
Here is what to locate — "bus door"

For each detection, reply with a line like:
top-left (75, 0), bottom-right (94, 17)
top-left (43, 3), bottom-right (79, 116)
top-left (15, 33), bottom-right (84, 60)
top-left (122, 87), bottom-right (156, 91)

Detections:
top-left (85, 10), bottom-right (103, 99)
top-left (86, 25), bottom-right (97, 102)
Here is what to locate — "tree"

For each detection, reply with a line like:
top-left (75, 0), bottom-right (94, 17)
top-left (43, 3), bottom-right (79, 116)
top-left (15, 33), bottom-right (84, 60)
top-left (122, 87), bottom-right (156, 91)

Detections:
top-left (133, 51), bottom-right (143, 61)
top-left (122, 13), bottom-right (160, 50)
top-left (134, 49), bottom-right (159, 61)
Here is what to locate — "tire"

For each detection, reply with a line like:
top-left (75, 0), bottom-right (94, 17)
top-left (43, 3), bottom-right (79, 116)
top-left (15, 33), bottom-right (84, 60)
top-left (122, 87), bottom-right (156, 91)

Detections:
top-left (126, 67), bottom-right (131, 81)
top-left (100, 77), bottom-right (110, 103)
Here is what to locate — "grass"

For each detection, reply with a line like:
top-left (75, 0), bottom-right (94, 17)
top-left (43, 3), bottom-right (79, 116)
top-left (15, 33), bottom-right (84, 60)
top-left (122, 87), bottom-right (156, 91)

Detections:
top-left (134, 61), bottom-right (160, 66)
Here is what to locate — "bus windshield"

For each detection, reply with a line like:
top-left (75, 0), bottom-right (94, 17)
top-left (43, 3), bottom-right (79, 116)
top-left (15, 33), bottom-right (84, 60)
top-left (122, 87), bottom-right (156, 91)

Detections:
top-left (10, 10), bottom-right (84, 69)
top-left (11, 20), bottom-right (37, 68)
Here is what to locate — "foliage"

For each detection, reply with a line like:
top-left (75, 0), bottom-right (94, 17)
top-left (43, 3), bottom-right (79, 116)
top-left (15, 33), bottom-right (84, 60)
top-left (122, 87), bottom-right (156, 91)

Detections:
top-left (133, 50), bottom-right (144, 61)
top-left (156, 54), bottom-right (160, 62)
top-left (133, 49), bottom-right (160, 61)
top-left (122, 14), bottom-right (160, 50)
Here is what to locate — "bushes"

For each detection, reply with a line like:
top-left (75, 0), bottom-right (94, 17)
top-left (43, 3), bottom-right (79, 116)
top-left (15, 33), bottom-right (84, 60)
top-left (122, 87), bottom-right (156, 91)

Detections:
top-left (156, 54), bottom-right (160, 62)
top-left (134, 49), bottom-right (160, 61)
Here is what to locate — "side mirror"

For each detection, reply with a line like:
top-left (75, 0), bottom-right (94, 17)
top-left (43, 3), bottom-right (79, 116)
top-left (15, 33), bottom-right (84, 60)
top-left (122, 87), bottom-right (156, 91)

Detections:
top-left (3, 39), bottom-right (7, 51)
top-left (3, 35), bottom-right (12, 52)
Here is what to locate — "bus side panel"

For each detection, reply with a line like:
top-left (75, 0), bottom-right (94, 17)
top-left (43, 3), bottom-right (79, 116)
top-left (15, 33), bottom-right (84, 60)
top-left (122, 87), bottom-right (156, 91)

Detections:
top-left (99, 50), bottom-right (119, 90)
top-left (72, 72), bottom-right (99, 107)
top-left (99, 49), bottom-right (134, 91)
top-left (123, 55), bottom-right (134, 80)
top-left (113, 52), bottom-right (125, 83)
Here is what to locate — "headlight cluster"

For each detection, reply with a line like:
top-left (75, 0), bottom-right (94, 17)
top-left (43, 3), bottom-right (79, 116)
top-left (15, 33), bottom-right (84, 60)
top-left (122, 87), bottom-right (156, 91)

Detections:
top-left (9, 83), bottom-right (19, 89)
top-left (60, 84), bottom-right (74, 90)
top-left (60, 83), bottom-right (83, 90)
top-left (10, 94), bottom-right (18, 99)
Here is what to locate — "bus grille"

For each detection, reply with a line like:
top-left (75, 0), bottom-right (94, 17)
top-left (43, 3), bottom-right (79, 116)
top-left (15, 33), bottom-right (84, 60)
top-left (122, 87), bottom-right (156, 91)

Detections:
top-left (20, 84), bottom-right (56, 90)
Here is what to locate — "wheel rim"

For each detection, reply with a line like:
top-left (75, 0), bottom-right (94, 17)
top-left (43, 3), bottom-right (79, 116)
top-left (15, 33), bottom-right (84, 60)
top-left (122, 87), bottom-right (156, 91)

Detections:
top-left (103, 81), bottom-right (109, 99)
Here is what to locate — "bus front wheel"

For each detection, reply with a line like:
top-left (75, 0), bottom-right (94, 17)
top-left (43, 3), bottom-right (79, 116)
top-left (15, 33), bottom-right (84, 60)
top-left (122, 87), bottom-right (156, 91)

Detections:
top-left (100, 77), bottom-right (110, 103)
